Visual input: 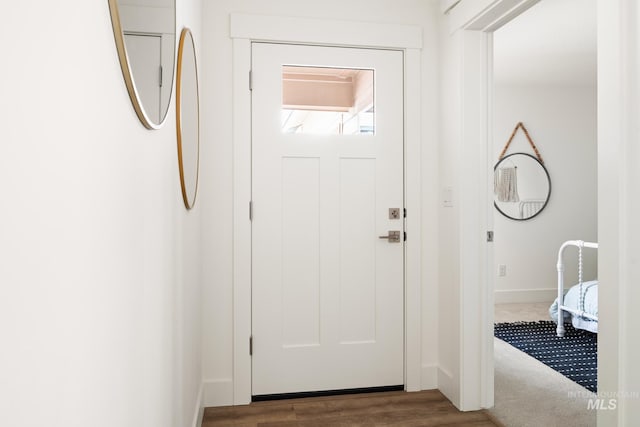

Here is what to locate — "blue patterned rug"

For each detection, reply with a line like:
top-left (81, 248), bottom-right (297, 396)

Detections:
top-left (494, 320), bottom-right (597, 392)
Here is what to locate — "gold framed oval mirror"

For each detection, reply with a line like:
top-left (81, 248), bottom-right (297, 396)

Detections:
top-left (108, 0), bottom-right (176, 129)
top-left (176, 28), bottom-right (200, 210)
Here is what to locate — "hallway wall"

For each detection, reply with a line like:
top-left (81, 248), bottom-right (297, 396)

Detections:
top-left (0, 1), bottom-right (203, 426)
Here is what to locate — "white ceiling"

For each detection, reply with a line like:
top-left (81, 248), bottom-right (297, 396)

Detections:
top-left (493, 0), bottom-right (597, 87)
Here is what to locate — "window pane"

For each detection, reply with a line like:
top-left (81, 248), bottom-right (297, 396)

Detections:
top-left (282, 66), bottom-right (374, 135)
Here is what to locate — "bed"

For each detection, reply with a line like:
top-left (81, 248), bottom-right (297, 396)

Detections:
top-left (549, 240), bottom-right (598, 336)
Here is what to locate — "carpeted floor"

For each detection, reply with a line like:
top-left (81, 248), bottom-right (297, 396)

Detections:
top-left (490, 303), bottom-right (596, 427)
top-left (494, 320), bottom-right (597, 392)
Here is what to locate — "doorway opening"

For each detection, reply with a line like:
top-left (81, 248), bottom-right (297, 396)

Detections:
top-left (488, 0), bottom-right (598, 424)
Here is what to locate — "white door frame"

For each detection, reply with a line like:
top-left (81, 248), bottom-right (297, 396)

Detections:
top-left (453, 1), bottom-right (640, 421)
top-left (449, 1), bottom-right (631, 420)
top-left (230, 13), bottom-right (423, 405)
top-left (445, 0), bottom-right (545, 410)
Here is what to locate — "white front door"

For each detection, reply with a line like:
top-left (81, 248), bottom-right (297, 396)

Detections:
top-left (251, 43), bottom-right (404, 397)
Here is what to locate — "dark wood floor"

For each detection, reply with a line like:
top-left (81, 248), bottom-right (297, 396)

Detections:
top-left (202, 390), bottom-right (502, 427)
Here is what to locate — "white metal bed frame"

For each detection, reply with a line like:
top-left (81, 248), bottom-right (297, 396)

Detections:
top-left (556, 240), bottom-right (599, 337)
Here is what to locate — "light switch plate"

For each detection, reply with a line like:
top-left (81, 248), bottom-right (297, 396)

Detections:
top-left (443, 187), bottom-right (453, 207)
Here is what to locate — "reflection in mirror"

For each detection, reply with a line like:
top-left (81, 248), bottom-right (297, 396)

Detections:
top-left (494, 153), bottom-right (551, 220)
top-left (108, 0), bottom-right (176, 129)
top-left (176, 28), bottom-right (200, 210)
top-left (281, 66), bottom-right (374, 135)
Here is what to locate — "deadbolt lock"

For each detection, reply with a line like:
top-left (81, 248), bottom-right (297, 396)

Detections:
top-left (389, 208), bottom-right (401, 219)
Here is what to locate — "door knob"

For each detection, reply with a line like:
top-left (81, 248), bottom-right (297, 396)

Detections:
top-left (379, 230), bottom-right (401, 243)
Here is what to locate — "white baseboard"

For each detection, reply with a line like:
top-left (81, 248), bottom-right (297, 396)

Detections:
top-left (203, 378), bottom-right (234, 408)
top-left (437, 367), bottom-right (460, 409)
top-left (191, 382), bottom-right (204, 427)
top-left (421, 364), bottom-right (438, 390)
top-left (494, 288), bottom-right (556, 304)
top-left (201, 368), bottom-right (440, 409)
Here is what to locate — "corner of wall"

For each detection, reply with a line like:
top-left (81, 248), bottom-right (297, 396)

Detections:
top-left (437, 366), bottom-right (460, 408)
top-left (421, 364), bottom-right (438, 390)
top-left (192, 382), bottom-right (205, 427)
top-left (202, 378), bottom-right (234, 408)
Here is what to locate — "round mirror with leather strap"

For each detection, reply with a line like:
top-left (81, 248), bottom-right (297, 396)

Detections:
top-left (494, 152), bottom-right (551, 220)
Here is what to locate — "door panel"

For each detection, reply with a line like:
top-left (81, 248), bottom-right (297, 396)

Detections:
top-left (281, 156), bottom-right (320, 348)
top-left (339, 158), bottom-right (377, 344)
top-left (251, 43), bottom-right (404, 396)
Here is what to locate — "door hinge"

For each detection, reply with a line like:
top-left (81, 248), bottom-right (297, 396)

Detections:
top-left (249, 70), bottom-right (253, 91)
top-left (487, 231), bottom-right (494, 242)
top-left (159, 65), bottom-right (163, 87)
top-left (249, 336), bottom-right (253, 356)
top-left (249, 201), bottom-right (253, 221)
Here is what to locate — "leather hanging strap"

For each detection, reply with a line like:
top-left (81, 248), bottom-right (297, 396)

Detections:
top-left (499, 122), bottom-right (544, 164)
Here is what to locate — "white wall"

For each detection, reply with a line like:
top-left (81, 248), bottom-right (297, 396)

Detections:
top-left (492, 84), bottom-right (597, 303)
top-left (437, 23), bottom-right (462, 405)
top-left (199, 0), bottom-right (441, 405)
top-left (598, 0), bottom-right (640, 424)
top-left (0, 1), bottom-right (203, 426)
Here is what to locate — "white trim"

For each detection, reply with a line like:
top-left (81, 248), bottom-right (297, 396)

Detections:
top-left (447, 0), bottom-right (541, 33)
top-left (232, 37), bottom-right (253, 406)
top-left (230, 13), bottom-right (422, 49)
top-left (231, 14), bottom-right (423, 405)
top-left (441, 0), bottom-right (462, 15)
top-left (450, 0), bottom-right (541, 412)
top-left (494, 288), bottom-right (557, 304)
top-left (191, 382), bottom-right (205, 427)
top-left (437, 367), bottom-right (459, 405)
top-left (404, 47), bottom-right (422, 393)
top-left (203, 378), bottom-right (234, 407)
top-left (421, 364), bottom-right (438, 390)
top-left (597, 1), bottom-right (626, 425)
top-left (459, 29), bottom-right (490, 411)
top-left (482, 33), bottom-right (495, 410)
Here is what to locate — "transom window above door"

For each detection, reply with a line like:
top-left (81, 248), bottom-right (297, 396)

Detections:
top-left (281, 66), bottom-right (375, 135)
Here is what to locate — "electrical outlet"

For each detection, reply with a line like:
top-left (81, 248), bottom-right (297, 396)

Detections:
top-left (498, 264), bottom-right (507, 277)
